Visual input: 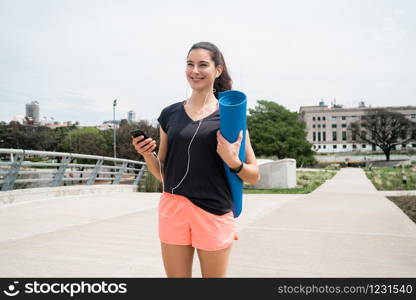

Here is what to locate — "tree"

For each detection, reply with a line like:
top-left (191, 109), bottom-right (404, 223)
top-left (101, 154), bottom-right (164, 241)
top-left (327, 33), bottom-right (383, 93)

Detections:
top-left (349, 109), bottom-right (416, 161)
top-left (53, 125), bottom-right (78, 151)
top-left (116, 119), bottom-right (138, 160)
top-left (247, 100), bottom-right (316, 167)
top-left (57, 127), bottom-right (108, 156)
top-left (100, 129), bottom-right (116, 158)
top-left (33, 126), bottom-right (57, 151)
top-left (118, 119), bottom-right (160, 161)
top-left (0, 122), bottom-right (62, 151)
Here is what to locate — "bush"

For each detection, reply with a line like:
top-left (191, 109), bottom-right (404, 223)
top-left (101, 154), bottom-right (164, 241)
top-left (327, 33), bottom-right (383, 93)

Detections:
top-left (139, 171), bottom-right (162, 192)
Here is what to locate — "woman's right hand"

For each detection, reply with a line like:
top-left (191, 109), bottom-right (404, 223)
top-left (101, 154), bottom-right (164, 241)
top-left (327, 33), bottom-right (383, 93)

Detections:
top-left (132, 135), bottom-right (157, 157)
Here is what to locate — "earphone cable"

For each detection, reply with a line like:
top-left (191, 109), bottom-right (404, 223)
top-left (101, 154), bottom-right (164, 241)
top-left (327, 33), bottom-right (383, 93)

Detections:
top-left (171, 89), bottom-right (211, 195)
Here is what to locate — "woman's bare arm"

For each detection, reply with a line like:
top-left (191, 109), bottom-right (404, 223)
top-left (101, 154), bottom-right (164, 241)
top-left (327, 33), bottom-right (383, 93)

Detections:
top-left (227, 130), bottom-right (260, 185)
top-left (135, 127), bottom-right (168, 182)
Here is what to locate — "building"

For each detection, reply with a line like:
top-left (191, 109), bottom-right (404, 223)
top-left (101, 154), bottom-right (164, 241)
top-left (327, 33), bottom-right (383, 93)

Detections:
top-left (101, 120), bottom-right (120, 130)
top-left (127, 110), bottom-right (136, 124)
top-left (25, 101), bottom-right (40, 124)
top-left (10, 115), bottom-right (26, 124)
top-left (299, 101), bottom-right (416, 153)
top-left (44, 121), bottom-right (79, 129)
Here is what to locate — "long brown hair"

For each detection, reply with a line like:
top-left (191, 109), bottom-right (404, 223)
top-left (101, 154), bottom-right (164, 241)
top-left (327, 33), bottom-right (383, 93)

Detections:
top-left (187, 42), bottom-right (233, 99)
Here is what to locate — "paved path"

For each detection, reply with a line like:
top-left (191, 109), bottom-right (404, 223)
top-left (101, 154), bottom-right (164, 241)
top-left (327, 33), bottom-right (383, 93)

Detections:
top-left (1, 168), bottom-right (415, 277)
top-left (228, 168), bottom-right (416, 277)
top-left (0, 186), bottom-right (299, 277)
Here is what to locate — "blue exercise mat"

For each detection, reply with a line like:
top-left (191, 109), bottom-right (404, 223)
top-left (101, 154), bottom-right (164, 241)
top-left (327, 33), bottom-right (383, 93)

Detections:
top-left (218, 90), bottom-right (247, 218)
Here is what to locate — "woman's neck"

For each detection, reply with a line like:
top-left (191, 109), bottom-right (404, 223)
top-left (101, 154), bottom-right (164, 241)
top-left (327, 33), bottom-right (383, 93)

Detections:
top-left (188, 89), bottom-right (217, 109)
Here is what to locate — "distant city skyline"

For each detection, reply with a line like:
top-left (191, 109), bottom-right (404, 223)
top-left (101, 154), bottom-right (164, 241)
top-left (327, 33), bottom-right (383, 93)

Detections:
top-left (1, 0), bottom-right (415, 126)
top-left (8, 100), bottom-right (138, 126)
top-left (7, 98), bottom-right (416, 127)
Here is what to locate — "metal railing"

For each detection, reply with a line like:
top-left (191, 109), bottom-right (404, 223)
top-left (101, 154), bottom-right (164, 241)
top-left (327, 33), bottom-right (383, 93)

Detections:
top-left (0, 148), bottom-right (147, 191)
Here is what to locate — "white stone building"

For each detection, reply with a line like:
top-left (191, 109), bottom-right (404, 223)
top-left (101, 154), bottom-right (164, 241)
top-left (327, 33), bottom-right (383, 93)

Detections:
top-left (299, 101), bottom-right (416, 153)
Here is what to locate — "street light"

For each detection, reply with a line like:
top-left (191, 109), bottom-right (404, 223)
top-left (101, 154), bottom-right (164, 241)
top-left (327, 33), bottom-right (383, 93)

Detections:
top-left (113, 99), bottom-right (117, 159)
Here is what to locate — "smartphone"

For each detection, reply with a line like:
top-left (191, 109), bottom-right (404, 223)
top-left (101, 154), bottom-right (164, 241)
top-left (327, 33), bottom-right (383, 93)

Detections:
top-left (130, 129), bottom-right (148, 140)
top-left (130, 129), bottom-right (157, 155)
top-left (130, 129), bottom-right (156, 150)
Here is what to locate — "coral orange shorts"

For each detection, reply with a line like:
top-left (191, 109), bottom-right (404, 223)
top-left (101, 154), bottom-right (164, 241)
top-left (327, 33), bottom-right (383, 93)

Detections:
top-left (158, 192), bottom-right (238, 251)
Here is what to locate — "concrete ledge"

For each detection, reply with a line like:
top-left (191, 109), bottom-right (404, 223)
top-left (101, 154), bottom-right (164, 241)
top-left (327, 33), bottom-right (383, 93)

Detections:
top-left (251, 158), bottom-right (297, 189)
top-left (0, 184), bottom-right (137, 206)
top-left (368, 160), bottom-right (412, 168)
top-left (297, 168), bottom-right (338, 173)
top-left (381, 190), bottom-right (416, 197)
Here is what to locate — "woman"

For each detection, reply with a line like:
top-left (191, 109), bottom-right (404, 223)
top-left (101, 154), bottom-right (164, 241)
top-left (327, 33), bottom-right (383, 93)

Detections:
top-left (132, 41), bottom-right (260, 278)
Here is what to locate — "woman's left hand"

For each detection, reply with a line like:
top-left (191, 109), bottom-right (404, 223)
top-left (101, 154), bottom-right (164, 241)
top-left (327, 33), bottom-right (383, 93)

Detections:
top-left (216, 129), bottom-right (243, 167)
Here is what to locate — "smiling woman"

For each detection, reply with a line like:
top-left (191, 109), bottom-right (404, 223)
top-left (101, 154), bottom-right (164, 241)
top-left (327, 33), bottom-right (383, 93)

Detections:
top-left (131, 41), bottom-right (259, 278)
top-left (187, 60), bottom-right (214, 86)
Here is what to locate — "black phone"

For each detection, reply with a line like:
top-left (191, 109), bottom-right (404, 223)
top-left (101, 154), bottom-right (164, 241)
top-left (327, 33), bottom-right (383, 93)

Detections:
top-left (130, 129), bottom-right (148, 140)
top-left (130, 129), bottom-right (157, 155)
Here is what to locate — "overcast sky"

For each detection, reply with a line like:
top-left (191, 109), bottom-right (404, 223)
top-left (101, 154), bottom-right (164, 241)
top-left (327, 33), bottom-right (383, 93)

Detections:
top-left (0, 0), bottom-right (415, 126)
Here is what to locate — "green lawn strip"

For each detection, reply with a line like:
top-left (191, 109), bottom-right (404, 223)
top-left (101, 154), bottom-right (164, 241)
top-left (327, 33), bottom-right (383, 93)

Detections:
top-left (364, 166), bottom-right (416, 191)
top-left (243, 171), bottom-right (336, 194)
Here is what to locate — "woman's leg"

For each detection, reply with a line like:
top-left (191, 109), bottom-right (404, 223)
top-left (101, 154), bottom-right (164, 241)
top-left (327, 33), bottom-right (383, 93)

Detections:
top-left (160, 242), bottom-right (195, 278)
top-left (197, 244), bottom-right (233, 278)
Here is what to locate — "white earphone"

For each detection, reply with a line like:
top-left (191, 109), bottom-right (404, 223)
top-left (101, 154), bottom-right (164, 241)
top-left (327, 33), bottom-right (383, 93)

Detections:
top-left (170, 88), bottom-right (212, 195)
top-left (153, 74), bottom-right (217, 195)
top-left (152, 71), bottom-right (218, 194)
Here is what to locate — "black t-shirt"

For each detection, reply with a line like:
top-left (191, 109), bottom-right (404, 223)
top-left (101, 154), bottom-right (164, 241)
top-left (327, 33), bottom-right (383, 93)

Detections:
top-left (157, 99), bottom-right (232, 215)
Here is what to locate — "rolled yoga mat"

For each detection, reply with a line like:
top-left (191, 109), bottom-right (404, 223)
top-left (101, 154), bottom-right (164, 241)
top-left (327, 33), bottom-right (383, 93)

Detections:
top-left (218, 90), bottom-right (247, 218)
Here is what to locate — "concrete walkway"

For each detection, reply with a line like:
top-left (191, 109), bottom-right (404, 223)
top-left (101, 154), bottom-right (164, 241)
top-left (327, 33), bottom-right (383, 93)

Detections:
top-left (228, 168), bottom-right (416, 277)
top-left (0, 185), bottom-right (299, 277)
top-left (0, 168), bottom-right (415, 277)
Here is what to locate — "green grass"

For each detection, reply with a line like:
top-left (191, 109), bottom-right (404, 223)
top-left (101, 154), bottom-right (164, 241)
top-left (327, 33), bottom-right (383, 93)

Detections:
top-left (139, 171), bottom-right (162, 192)
top-left (364, 166), bottom-right (416, 190)
top-left (387, 196), bottom-right (416, 224)
top-left (243, 170), bottom-right (336, 194)
top-left (315, 150), bottom-right (416, 156)
top-left (322, 165), bottom-right (341, 171)
top-left (141, 170), bottom-right (337, 194)
top-left (15, 157), bottom-right (58, 169)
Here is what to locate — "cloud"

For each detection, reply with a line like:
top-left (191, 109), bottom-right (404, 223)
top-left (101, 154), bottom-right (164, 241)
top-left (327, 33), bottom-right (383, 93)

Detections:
top-left (0, 0), bottom-right (415, 125)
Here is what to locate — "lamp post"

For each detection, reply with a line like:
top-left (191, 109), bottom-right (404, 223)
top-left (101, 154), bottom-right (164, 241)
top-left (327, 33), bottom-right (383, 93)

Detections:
top-left (113, 99), bottom-right (117, 159)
